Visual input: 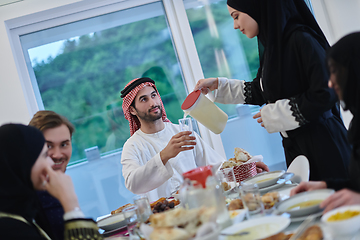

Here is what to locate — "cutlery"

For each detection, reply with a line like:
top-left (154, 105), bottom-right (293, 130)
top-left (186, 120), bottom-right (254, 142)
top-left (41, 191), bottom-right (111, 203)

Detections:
top-left (220, 231), bottom-right (249, 236)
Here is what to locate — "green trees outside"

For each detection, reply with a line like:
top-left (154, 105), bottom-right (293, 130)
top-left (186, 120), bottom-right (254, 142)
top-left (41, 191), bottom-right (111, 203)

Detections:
top-left (31, 2), bottom-right (259, 163)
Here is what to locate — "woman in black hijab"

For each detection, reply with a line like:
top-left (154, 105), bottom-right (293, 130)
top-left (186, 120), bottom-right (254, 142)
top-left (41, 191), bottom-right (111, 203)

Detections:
top-left (195, 0), bottom-right (351, 181)
top-left (0, 123), bottom-right (102, 239)
top-left (291, 32), bottom-right (360, 213)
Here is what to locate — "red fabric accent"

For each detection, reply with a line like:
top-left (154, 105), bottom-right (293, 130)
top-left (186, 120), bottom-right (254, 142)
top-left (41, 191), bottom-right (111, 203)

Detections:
top-left (122, 78), bottom-right (170, 136)
top-left (221, 162), bottom-right (257, 183)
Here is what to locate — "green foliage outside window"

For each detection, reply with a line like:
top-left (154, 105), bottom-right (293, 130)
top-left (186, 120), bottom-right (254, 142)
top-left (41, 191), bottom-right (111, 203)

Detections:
top-left (30, 1), bottom-right (259, 164)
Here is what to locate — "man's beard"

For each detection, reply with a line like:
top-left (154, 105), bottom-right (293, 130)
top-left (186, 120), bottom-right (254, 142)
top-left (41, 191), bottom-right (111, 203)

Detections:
top-left (136, 105), bottom-right (163, 122)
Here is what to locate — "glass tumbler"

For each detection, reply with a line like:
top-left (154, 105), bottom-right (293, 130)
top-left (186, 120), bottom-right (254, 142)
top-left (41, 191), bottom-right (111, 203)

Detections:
top-left (178, 117), bottom-right (195, 157)
top-left (123, 205), bottom-right (142, 240)
top-left (133, 195), bottom-right (152, 223)
top-left (240, 182), bottom-right (265, 219)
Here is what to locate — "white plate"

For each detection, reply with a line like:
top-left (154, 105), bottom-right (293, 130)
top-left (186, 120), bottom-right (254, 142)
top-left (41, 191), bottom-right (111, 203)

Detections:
top-left (219, 216), bottom-right (290, 240)
top-left (97, 212), bottom-right (127, 231)
top-left (259, 180), bottom-right (287, 194)
top-left (258, 172), bottom-right (294, 194)
top-left (242, 170), bottom-right (285, 189)
top-left (276, 189), bottom-right (334, 218)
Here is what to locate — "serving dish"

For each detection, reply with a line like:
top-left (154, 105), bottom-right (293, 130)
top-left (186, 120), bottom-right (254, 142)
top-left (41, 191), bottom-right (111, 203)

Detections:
top-left (276, 189), bottom-right (334, 218)
top-left (97, 212), bottom-right (127, 231)
top-left (242, 170), bottom-right (285, 189)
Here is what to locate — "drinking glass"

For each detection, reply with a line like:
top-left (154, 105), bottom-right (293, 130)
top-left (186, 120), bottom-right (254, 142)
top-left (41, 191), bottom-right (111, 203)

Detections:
top-left (178, 117), bottom-right (194, 134)
top-left (178, 117), bottom-right (195, 156)
top-left (133, 195), bottom-right (152, 223)
top-left (216, 168), bottom-right (240, 200)
top-left (123, 205), bottom-right (142, 240)
top-left (239, 182), bottom-right (265, 219)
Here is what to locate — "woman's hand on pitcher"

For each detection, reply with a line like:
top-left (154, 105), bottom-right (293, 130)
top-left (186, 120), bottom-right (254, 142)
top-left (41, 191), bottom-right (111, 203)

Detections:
top-left (194, 78), bottom-right (219, 95)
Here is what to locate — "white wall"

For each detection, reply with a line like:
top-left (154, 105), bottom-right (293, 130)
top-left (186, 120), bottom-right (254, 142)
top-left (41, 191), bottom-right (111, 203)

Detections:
top-left (0, 0), bottom-right (82, 125)
top-left (312, 0), bottom-right (360, 45)
top-left (312, 0), bottom-right (360, 128)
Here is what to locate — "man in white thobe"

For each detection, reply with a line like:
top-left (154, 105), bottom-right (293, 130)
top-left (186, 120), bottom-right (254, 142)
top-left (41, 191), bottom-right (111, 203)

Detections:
top-left (120, 77), bottom-right (269, 202)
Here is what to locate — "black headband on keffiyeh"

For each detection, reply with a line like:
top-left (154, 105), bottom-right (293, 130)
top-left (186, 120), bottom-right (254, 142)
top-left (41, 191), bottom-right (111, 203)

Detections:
top-left (0, 124), bottom-right (45, 222)
top-left (120, 77), bottom-right (155, 98)
top-left (327, 32), bottom-right (360, 145)
top-left (121, 78), bottom-right (170, 136)
top-left (227, 0), bottom-right (329, 103)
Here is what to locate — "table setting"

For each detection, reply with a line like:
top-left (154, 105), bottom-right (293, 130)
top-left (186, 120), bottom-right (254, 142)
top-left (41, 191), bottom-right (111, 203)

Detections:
top-left (96, 149), bottom-right (360, 240)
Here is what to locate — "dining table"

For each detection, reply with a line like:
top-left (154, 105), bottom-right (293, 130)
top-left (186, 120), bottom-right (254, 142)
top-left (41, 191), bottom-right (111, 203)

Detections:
top-left (100, 182), bottom-right (360, 240)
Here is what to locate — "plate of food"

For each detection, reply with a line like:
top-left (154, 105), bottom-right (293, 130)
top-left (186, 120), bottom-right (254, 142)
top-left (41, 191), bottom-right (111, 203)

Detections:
top-left (242, 170), bottom-right (285, 189)
top-left (227, 191), bottom-right (280, 212)
top-left (151, 197), bottom-right (180, 213)
top-left (276, 189), bottom-right (334, 218)
top-left (259, 172), bottom-right (294, 194)
top-left (219, 216), bottom-right (290, 240)
top-left (141, 207), bottom-right (219, 240)
top-left (321, 204), bottom-right (360, 236)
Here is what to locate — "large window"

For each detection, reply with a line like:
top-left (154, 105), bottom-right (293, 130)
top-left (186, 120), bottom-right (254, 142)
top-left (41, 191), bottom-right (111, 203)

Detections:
top-left (183, 0), bottom-right (285, 165)
top-left (185, 0), bottom-right (260, 118)
top-left (21, 2), bottom-right (188, 164)
top-left (7, 0), bottom-right (298, 219)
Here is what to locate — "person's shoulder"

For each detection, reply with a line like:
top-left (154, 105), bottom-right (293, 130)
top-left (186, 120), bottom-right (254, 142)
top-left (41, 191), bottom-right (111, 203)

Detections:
top-left (289, 28), bottom-right (321, 46)
top-left (122, 132), bottom-right (141, 149)
top-left (287, 29), bottom-right (314, 43)
top-left (287, 28), bottom-right (325, 56)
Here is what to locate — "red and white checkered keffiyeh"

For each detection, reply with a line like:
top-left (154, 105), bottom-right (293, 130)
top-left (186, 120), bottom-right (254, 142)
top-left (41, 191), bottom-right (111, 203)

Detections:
top-left (122, 78), bottom-right (170, 136)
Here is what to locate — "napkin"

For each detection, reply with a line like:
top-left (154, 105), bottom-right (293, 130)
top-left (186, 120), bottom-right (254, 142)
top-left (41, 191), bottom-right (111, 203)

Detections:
top-left (247, 155), bottom-right (263, 163)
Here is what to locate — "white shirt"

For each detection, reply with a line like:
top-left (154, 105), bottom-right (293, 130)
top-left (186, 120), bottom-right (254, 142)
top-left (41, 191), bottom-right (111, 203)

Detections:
top-left (121, 122), bottom-right (224, 202)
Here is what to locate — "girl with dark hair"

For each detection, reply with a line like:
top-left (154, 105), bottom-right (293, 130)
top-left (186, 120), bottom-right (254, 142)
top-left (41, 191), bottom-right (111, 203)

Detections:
top-left (195, 0), bottom-right (350, 181)
top-left (0, 123), bottom-right (102, 239)
top-left (291, 32), bottom-right (360, 213)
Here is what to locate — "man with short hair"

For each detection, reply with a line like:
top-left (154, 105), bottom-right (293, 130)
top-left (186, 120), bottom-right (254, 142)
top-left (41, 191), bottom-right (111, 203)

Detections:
top-left (29, 110), bottom-right (74, 240)
top-left (120, 77), bottom-right (269, 202)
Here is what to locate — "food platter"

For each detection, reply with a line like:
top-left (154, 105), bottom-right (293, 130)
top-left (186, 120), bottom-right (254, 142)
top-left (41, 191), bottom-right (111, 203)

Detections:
top-left (219, 216), bottom-right (290, 240)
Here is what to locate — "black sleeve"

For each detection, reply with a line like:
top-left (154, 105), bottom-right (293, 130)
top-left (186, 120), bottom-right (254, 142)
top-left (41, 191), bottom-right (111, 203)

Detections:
top-left (326, 178), bottom-right (352, 191)
top-left (64, 218), bottom-right (103, 240)
top-left (245, 74), bottom-right (267, 106)
top-left (289, 31), bottom-right (338, 122)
